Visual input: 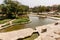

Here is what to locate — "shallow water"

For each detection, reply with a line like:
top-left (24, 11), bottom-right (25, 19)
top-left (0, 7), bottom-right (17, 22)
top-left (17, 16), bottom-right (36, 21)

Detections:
top-left (0, 14), bottom-right (56, 32)
top-left (0, 14), bottom-right (56, 40)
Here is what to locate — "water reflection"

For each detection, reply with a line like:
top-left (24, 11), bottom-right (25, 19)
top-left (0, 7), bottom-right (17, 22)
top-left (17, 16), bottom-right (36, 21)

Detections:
top-left (25, 16), bottom-right (56, 29)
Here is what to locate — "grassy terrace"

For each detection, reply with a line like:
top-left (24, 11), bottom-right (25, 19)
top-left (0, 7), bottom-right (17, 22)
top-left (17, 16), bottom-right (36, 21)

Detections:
top-left (13, 18), bottom-right (29, 24)
top-left (0, 19), bottom-right (11, 24)
top-left (0, 17), bottom-right (30, 32)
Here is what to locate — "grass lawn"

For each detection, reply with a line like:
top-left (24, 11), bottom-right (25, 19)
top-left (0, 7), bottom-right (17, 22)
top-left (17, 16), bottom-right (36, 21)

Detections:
top-left (0, 19), bottom-right (11, 24)
top-left (13, 18), bottom-right (30, 24)
top-left (0, 18), bottom-right (30, 32)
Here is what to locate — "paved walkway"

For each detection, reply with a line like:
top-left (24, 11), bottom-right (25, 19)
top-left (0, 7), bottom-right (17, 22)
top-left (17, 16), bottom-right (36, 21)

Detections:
top-left (0, 22), bottom-right (60, 40)
top-left (0, 28), bottom-right (35, 40)
top-left (35, 22), bottom-right (60, 40)
top-left (0, 19), bottom-right (16, 29)
top-left (0, 17), bottom-right (60, 40)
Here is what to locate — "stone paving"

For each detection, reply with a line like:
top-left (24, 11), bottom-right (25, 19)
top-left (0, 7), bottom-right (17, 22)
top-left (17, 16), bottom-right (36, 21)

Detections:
top-left (1, 22), bottom-right (60, 40)
top-left (0, 18), bottom-right (60, 40)
top-left (0, 28), bottom-right (35, 40)
top-left (35, 22), bottom-right (60, 40)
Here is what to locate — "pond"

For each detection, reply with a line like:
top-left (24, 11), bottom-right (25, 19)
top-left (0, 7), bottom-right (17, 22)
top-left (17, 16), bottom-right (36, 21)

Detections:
top-left (0, 14), bottom-right (56, 32)
top-left (0, 14), bottom-right (56, 40)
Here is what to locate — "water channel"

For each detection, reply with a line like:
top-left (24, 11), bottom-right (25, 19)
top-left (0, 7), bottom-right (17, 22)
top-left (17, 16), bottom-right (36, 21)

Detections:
top-left (0, 14), bottom-right (56, 40)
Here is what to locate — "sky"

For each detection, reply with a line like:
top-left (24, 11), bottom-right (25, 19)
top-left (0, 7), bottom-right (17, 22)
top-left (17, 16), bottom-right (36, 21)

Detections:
top-left (0, 0), bottom-right (60, 8)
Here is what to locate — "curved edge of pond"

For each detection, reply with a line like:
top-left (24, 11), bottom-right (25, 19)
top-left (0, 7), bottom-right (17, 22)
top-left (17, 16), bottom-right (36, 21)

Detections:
top-left (0, 20), bottom-right (32, 31)
top-left (13, 19), bottom-right (32, 25)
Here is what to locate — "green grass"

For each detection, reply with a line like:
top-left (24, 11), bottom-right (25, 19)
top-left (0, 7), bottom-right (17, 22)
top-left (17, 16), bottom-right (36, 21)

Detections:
top-left (13, 18), bottom-right (29, 24)
top-left (0, 18), bottom-right (30, 32)
top-left (0, 19), bottom-right (11, 24)
top-left (23, 33), bottom-right (38, 40)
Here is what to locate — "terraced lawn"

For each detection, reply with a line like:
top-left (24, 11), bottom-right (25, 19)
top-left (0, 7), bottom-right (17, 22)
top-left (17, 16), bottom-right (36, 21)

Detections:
top-left (0, 19), bottom-right (11, 24)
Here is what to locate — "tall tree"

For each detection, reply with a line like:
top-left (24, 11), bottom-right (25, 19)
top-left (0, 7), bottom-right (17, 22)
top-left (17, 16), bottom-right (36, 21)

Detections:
top-left (3, 0), bottom-right (29, 18)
